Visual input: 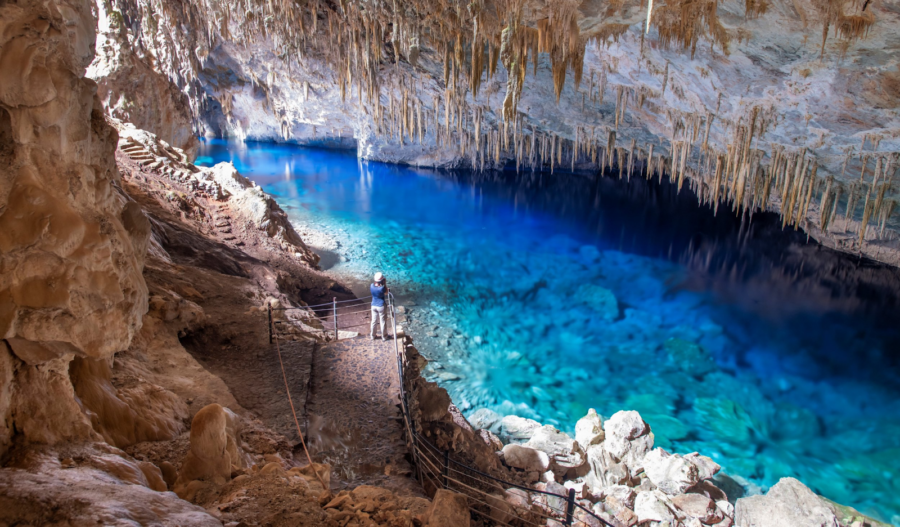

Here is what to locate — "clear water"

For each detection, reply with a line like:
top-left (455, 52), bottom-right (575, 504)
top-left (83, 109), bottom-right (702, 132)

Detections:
top-left (197, 139), bottom-right (900, 524)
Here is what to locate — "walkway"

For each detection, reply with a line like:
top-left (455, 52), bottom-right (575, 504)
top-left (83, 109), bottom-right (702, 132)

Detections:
top-left (305, 336), bottom-right (420, 495)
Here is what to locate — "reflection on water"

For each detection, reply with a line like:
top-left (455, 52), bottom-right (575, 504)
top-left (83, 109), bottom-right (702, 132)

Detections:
top-left (197, 139), bottom-right (900, 524)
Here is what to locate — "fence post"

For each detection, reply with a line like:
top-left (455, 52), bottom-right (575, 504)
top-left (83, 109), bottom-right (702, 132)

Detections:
top-left (332, 297), bottom-right (338, 341)
top-left (442, 449), bottom-right (449, 489)
top-left (267, 304), bottom-right (273, 344)
top-left (564, 487), bottom-right (576, 526)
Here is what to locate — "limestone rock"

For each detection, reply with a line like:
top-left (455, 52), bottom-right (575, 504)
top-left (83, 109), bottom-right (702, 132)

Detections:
top-left (69, 355), bottom-right (188, 448)
top-left (584, 444), bottom-right (630, 491)
top-left (175, 403), bottom-right (247, 494)
top-left (634, 490), bottom-right (677, 524)
top-left (734, 477), bottom-right (840, 527)
top-left (599, 484), bottom-right (636, 509)
top-left (88, 19), bottom-right (199, 159)
top-left (425, 489), bottom-right (470, 527)
top-left (498, 415), bottom-right (541, 444)
top-left (684, 452), bottom-right (721, 482)
top-left (642, 448), bottom-right (700, 495)
top-left (501, 444), bottom-right (550, 473)
top-left (9, 354), bottom-right (99, 448)
top-left (524, 425), bottom-right (587, 477)
top-left (603, 410), bottom-right (654, 477)
top-left (208, 163), bottom-right (318, 266)
top-left (0, 461), bottom-right (220, 526)
top-left (671, 493), bottom-right (721, 524)
top-left (416, 381), bottom-right (452, 422)
top-left (575, 408), bottom-right (605, 449)
top-left (574, 284), bottom-right (619, 321)
top-left (468, 407), bottom-right (502, 432)
top-left (0, 0), bottom-right (150, 459)
top-left (664, 338), bottom-right (717, 378)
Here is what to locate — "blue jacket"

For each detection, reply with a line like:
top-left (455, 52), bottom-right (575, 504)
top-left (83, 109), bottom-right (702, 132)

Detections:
top-left (371, 284), bottom-right (386, 307)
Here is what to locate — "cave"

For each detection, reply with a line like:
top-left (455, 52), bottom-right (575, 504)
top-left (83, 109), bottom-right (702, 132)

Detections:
top-left (1, 0), bottom-right (899, 525)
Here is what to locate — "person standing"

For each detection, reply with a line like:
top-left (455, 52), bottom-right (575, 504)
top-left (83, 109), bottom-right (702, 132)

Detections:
top-left (370, 272), bottom-right (388, 341)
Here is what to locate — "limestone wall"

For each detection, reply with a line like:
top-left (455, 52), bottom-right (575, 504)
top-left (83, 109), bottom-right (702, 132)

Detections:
top-left (0, 0), bottom-right (149, 456)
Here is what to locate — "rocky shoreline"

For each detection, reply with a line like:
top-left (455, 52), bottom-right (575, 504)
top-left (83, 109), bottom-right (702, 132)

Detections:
top-left (397, 333), bottom-right (890, 527)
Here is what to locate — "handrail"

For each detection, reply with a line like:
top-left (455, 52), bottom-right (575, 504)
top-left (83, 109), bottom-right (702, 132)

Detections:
top-left (385, 292), bottom-right (614, 527)
top-left (272, 296), bottom-right (373, 311)
top-left (268, 290), bottom-right (614, 526)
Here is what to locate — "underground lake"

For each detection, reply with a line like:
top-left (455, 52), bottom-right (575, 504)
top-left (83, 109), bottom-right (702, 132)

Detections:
top-left (197, 139), bottom-right (900, 524)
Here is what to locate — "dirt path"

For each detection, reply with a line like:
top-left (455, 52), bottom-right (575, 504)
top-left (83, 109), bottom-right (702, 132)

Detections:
top-left (305, 335), bottom-right (421, 496)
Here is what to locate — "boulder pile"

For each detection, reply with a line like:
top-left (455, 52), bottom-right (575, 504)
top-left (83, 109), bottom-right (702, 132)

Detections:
top-left (481, 408), bottom-right (863, 527)
top-left (491, 409), bottom-right (732, 527)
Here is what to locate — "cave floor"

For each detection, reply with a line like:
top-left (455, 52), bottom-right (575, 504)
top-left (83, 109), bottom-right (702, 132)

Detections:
top-left (307, 337), bottom-right (420, 496)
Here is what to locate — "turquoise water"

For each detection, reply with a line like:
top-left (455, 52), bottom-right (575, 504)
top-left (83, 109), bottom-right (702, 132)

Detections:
top-left (197, 140), bottom-right (900, 523)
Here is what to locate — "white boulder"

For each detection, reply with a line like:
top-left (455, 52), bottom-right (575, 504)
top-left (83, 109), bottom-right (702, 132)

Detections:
top-left (603, 411), bottom-right (654, 477)
top-left (524, 425), bottom-right (587, 477)
top-left (634, 490), bottom-right (677, 523)
top-left (575, 409), bottom-right (605, 449)
top-left (671, 493), bottom-right (721, 524)
top-left (498, 415), bottom-right (541, 444)
top-left (642, 448), bottom-right (700, 495)
top-left (500, 444), bottom-right (550, 473)
top-left (734, 477), bottom-right (839, 527)
top-left (684, 452), bottom-right (721, 481)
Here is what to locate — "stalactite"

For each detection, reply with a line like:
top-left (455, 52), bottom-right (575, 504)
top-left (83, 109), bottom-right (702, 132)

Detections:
top-left (627, 139), bottom-right (636, 180)
top-left (677, 140), bottom-right (689, 192)
top-left (606, 131), bottom-right (616, 170)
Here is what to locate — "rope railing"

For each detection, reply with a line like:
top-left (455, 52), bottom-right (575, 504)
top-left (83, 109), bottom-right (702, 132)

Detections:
top-left (266, 290), bottom-right (614, 526)
top-left (271, 296), bottom-right (374, 311)
top-left (382, 292), bottom-right (615, 527)
top-left (267, 295), bottom-right (387, 342)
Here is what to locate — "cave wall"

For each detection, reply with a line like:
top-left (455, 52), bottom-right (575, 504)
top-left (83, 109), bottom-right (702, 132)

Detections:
top-left (0, 0), bottom-right (149, 456)
top-left (88, 0), bottom-right (199, 159)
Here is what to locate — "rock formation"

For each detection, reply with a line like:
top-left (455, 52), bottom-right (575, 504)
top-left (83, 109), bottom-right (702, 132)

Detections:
top-left (0, 0), bottom-right (149, 456)
top-left (86, 0), bottom-right (900, 264)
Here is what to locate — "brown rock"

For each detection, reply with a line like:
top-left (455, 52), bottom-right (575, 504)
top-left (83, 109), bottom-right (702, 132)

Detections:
top-left (671, 493), bottom-right (720, 524)
top-left (175, 404), bottom-right (242, 493)
top-left (159, 461), bottom-right (178, 488)
top-left (425, 489), bottom-right (470, 527)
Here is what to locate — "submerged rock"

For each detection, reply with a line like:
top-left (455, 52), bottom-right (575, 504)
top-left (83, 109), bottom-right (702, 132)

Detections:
top-left (574, 284), bottom-right (619, 321)
top-left (664, 339), bottom-right (718, 378)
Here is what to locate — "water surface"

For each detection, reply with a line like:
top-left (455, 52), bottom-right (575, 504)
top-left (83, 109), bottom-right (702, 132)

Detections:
top-left (198, 139), bottom-right (900, 524)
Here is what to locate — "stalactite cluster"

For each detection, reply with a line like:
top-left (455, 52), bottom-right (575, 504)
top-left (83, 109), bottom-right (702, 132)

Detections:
top-left (104, 0), bottom-right (894, 246)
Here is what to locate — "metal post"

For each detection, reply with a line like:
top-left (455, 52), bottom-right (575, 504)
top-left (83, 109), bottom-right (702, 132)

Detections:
top-left (442, 449), bottom-right (449, 489)
top-left (267, 304), bottom-right (273, 344)
top-left (388, 293), bottom-right (399, 345)
top-left (332, 297), bottom-right (338, 341)
top-left (564, 487), bottom-right (576, 526)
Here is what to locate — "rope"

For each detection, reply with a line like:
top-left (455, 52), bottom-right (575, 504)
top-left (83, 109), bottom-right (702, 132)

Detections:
top-left (269, 316), bottom-right (327, 490)
top-left (273, 296), bottom-right (374, 310)
top-left (413, 431), bottom-right (613, 526)
top-left (416, 451), bottom-right (545, 527)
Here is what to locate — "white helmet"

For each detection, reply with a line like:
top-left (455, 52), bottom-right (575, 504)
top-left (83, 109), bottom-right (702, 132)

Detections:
top-left (374, 272), bottom-right (384, 283)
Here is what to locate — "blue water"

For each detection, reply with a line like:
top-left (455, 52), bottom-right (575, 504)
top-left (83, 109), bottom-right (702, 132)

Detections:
top-left (197, 139), bottom-right (900, 524)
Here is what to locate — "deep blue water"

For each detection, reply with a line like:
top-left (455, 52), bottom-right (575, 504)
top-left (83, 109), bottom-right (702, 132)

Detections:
top-left (197, 139), bottom-right (900, 524)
